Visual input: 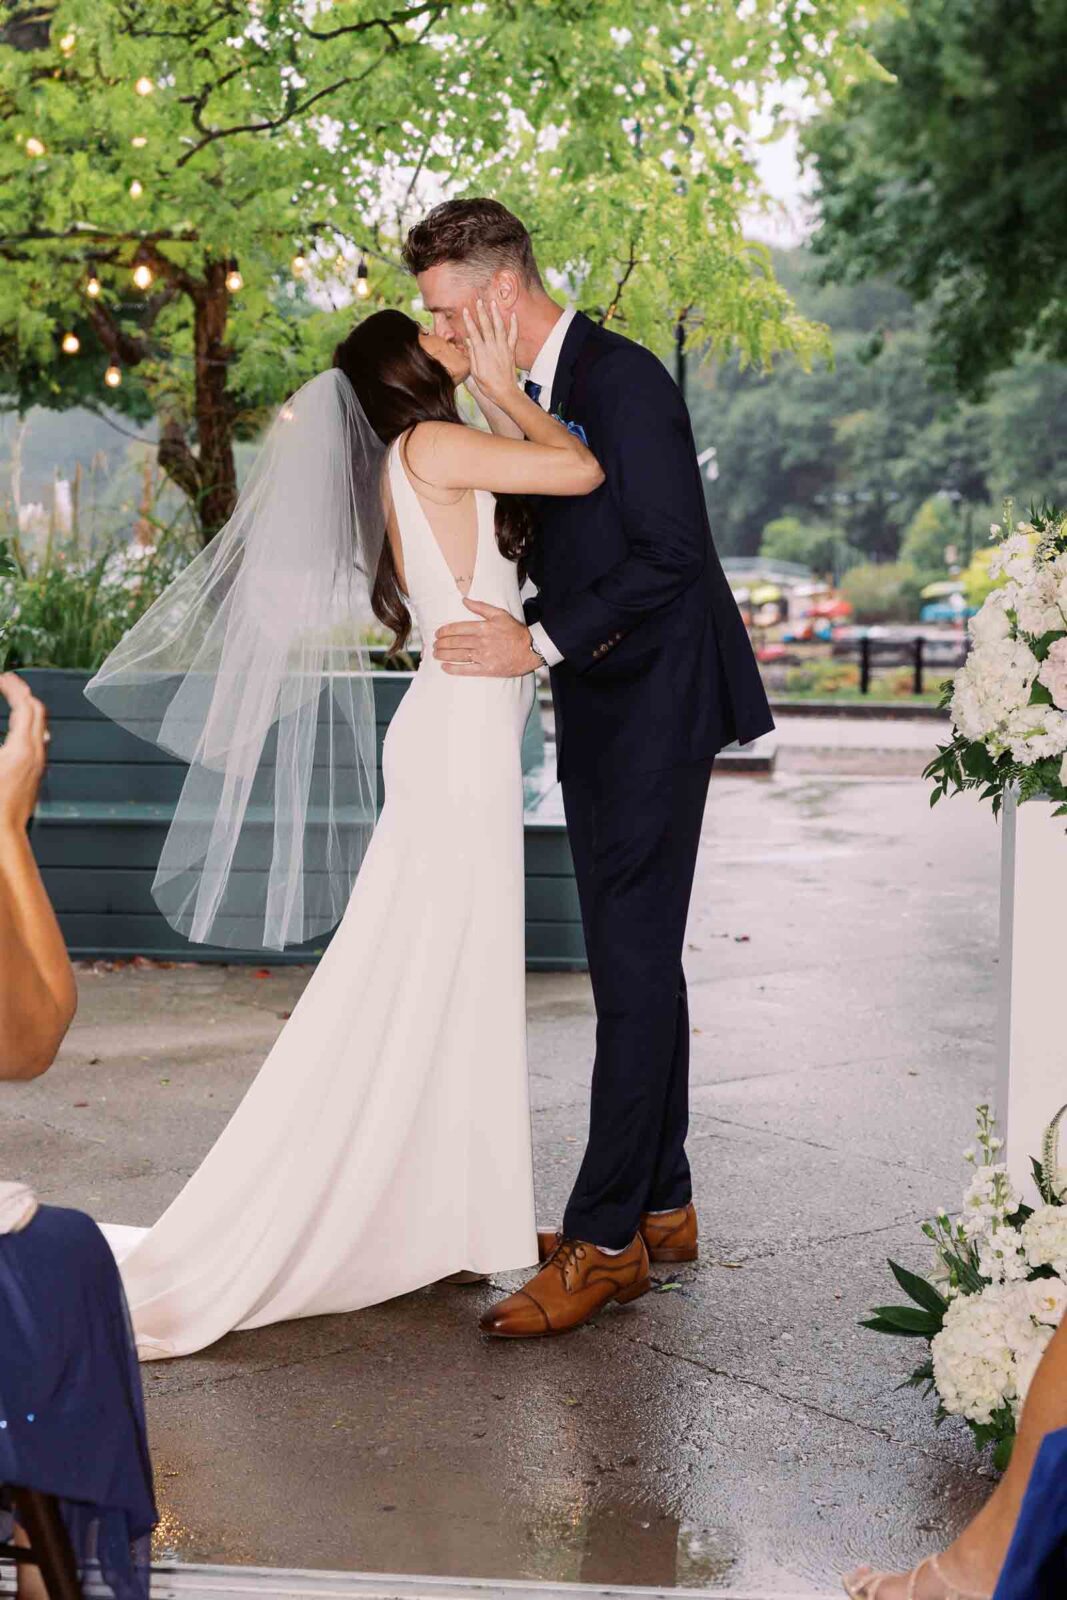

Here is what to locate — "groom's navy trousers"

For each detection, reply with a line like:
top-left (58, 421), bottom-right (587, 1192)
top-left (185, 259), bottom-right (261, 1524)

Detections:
top-left (526, 312), bottom-right (774, 1250)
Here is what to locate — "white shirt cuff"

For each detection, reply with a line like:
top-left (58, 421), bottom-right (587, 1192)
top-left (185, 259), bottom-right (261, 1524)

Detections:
top-left (529, 621), bottom-right (563, 668)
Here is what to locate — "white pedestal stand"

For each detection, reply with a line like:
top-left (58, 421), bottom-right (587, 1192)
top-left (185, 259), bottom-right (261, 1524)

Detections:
top-left (996, 791), bottom-right (1067, 1203)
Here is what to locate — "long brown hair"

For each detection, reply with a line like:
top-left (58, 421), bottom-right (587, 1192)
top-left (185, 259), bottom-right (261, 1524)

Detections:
top-left (332, 309), bottom-right (532, 654)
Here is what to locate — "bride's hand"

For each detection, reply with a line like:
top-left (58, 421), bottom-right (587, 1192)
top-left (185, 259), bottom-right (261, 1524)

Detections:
top-left (462, 300), bottom-right (519, 406)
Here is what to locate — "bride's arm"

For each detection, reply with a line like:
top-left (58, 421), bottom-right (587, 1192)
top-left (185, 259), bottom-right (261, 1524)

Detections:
top-left (464, 374), bottom-right (525, 440)
top-left (407, 302), bottom-right (603, 498)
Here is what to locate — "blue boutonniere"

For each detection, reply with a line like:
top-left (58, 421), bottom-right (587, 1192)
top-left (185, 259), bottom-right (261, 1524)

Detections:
top-left (552, 408), bottom-right (588, 447)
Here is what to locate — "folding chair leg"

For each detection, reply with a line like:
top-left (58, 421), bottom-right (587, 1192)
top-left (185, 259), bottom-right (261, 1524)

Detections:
top-left (10, 1491), bottom-right (81, 1600)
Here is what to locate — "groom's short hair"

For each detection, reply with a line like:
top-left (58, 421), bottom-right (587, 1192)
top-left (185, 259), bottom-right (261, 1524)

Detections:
top-left (402, 199), bottom-right (542, 287)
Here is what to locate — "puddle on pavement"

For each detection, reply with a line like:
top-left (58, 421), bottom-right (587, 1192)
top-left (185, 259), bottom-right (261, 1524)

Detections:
top-left (519, 1499), bottom-right (739, 1587)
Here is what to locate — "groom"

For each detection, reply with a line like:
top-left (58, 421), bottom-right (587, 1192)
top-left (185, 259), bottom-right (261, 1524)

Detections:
top-left (403, 199), bottom-right (774, 1336)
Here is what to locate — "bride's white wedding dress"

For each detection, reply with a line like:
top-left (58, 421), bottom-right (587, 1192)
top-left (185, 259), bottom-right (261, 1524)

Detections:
top-left (104, 440), bottom-right (538, 1359)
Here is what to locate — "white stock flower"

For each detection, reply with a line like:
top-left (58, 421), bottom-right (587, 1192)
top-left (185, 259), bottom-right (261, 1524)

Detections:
top-left (977, 1233), bottom-right (1030, 1284)
top-left (1020, 1205), bottom-right (1067, 1277)
top-left (989, 530), bottom-right (1038, 583)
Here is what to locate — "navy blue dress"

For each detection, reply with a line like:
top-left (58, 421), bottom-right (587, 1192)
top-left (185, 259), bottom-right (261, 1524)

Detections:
top-left (992, 1427), bottom-right (1067, 1599)
top-left (0, 1205), bottom-right (157, 1600)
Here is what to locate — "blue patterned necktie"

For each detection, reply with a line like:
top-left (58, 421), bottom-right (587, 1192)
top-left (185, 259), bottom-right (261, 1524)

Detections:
top-left (523, 379), bottom-right (543, 405)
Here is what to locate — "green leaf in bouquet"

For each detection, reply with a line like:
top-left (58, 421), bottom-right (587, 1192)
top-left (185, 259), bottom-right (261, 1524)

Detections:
top-left (1029, 629), bottom-right (1063, 664)
top-left (992, 1435), bottom-right (1016, 1472)
top-left (1029, 680), bottom-right (1055, 706)
top-left (862, 1304), bottom-right (942, 1337)
top-left (888, 1260), bottom-right (948, 1318)
top-left (961, 742), bottom-right (995, 782)
top-left (942, 1249), bottom-right (985, 1294)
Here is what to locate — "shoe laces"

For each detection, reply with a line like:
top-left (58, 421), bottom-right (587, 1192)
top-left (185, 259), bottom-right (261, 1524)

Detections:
top-left (551, 1237), bottom-right (588, 1280)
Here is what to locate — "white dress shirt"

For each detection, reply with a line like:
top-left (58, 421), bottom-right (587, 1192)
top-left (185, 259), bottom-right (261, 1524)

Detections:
top-left (524, 305), bottom-right (577, 669)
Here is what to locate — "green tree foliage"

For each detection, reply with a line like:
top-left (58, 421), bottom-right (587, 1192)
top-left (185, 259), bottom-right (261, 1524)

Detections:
top-left (803, 0), bottom-right (1067, 395)
top-left (691, 248), bottom-right (1067, 560)
top-left (758, 514), bottom-right (857, 580)
top-left (841, 559), bottom-right (923, 624)
top-left (0, 0), bottom-right (883, 540)
top-left (900, 495), bottom-right (965, 574)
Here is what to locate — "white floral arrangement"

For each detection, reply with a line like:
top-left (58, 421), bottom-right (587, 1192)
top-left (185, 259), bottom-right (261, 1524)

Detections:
top-left (864, 1104), bottom-right (1066, 1468)
top-left (926, 507), bottom-right (1067, 821)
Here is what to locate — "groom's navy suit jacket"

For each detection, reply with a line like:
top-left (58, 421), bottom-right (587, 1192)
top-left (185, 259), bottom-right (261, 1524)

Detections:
top-left (524, 312), bottom-right (773, 780)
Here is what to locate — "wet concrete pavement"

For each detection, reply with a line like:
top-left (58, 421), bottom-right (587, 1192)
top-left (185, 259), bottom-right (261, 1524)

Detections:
top-left (3, 717), bottom-right (1001, 1593)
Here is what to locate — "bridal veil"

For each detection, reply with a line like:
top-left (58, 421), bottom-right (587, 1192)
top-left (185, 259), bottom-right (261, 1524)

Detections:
top-left (85, 369), bottom-right (387, 951)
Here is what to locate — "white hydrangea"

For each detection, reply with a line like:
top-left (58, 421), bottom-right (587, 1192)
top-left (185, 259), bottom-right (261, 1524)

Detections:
top-left (1003, 703), bottom-right (1067, 763)
top-left (932, 1281), bottom-right (1055, 1425)
top-left (1014, 567), bottom-right (1066, 637)
top-left (932, 1285), bottom-right (1018, 1424)
top-left (1013, 1328), bottom-right (1056, 1413)
top-left (1025, 1276), bottom-right (1067, 1326)
top-left (1020, 1205), bottom-right (1067, 1277)
top-left (968, 585), bottom-right (1015, 647)
top-left (951, 639), bottom-right (1037, 742)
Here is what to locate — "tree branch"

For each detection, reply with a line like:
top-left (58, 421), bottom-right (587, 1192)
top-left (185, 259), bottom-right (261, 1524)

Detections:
top-left (86, 299), bottom-right (150, 366)
top-left (175, 55), bottom-right (391, 167)
top-left (601, 247), bottom-right (643, 325)
top-left (157, 417), bottom-right (203, 502)
top-left (304, 2), bottom-right (449, 45)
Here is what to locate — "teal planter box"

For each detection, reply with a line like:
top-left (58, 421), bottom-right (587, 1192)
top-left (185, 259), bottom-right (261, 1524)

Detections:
top-left (2, 669), bottom-right (585, 970)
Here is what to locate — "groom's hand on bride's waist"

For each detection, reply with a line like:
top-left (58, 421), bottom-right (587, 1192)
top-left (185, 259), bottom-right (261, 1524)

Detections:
top-left (434, 599), bottom-right (544, 677)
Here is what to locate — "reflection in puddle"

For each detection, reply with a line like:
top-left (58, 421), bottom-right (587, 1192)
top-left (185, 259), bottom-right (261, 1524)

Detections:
top-left (524, 1497), bottom-right (738, 1589)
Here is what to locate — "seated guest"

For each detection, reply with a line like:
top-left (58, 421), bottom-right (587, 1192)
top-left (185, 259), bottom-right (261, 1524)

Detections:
top-left (0, 673), bottom-right (77, 1078)
top-left (846, 1316), bottom-right (1067, 1598)
top-left (0, 673), bottom-right (157, 1599)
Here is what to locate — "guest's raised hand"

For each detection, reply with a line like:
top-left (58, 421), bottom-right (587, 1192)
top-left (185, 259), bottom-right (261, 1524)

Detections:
top-left (462, 299), bottom-right (519, 406)
top-left (0, 673), bottom-right (48, 832)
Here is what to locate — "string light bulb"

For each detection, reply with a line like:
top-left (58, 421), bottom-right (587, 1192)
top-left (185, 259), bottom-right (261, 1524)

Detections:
top-left (132, 262), bottom-right (153, 290)
top-left (131, 135), bottom-right (148, 149)
top-left (85, 274), bottom-right (102, 298)
top-left (104, 363), bottom-right (122, 388)
top-left (135, 76), bottom-right (154, 96)
top-left (355, 256), bottom-right (370, 298)
top-left (24, 136), bottom-right (46, 157)
top-left (291, 253), bottom-right (308, 277)
top-left (61, 332), bottom-right (80, 355)
top-left (59, 31), bottom-right (76, 54)
top-left (129, 179), bottom-right (144, 198)
top-left (225, 265), bottom-right (243, 293)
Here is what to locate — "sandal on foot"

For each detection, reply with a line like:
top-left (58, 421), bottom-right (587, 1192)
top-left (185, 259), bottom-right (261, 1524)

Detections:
top-left (843, 1553), bottom-right (991, 1600)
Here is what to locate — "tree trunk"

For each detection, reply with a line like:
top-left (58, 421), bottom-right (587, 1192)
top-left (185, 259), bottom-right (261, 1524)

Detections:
top-left (192, 261), bottom-right (237, 544)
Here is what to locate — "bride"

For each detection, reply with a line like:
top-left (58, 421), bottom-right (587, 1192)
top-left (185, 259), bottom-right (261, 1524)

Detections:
top-left (87, 301), bottom-right (603, 1359)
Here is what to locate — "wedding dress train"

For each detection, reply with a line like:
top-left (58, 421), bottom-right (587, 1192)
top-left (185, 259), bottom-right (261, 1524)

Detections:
top-left (104, 439), bottom-right (538, 1359)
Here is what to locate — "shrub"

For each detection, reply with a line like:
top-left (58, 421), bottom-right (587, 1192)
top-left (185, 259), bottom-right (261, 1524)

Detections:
top-left (841, 560), bottom-right (924, 623)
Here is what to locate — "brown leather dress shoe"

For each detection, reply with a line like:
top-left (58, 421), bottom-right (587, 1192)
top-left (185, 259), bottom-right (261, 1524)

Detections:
top-left (537, 1202), bottom-right (698, 1267)
top-left (480, 1234), bottom-right (650, 1338)
top-left (640, 1202), bottom-right (698, 1263)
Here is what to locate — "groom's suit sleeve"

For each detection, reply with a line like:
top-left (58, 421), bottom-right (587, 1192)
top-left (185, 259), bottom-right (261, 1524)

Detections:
top-left (536, 347), bottom-right (708, 675)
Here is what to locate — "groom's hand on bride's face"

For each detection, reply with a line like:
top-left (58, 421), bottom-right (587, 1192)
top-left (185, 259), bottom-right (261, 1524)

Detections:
top-left (434, 600), bottom-right (541, 677)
